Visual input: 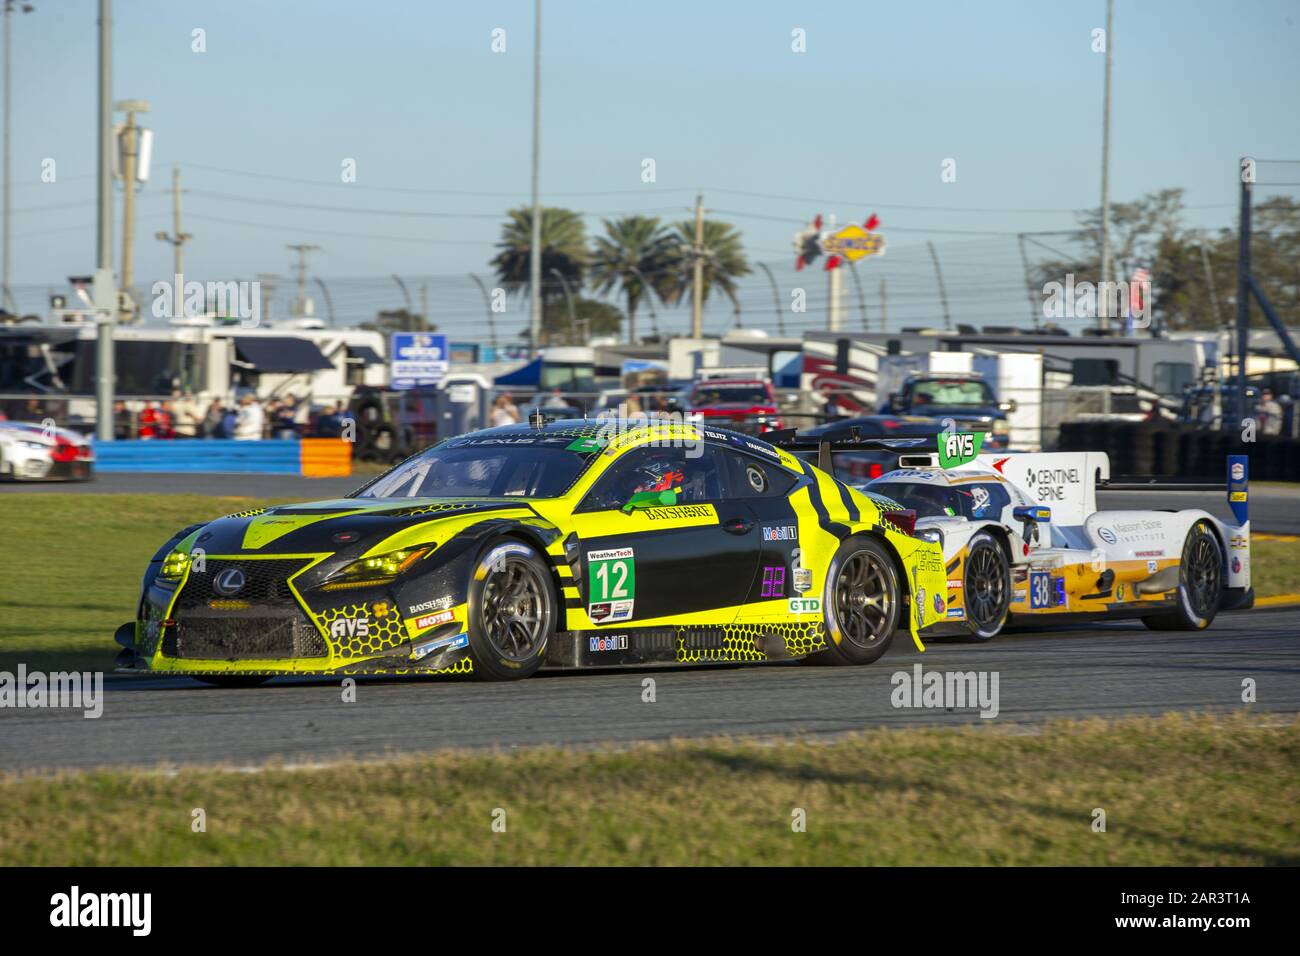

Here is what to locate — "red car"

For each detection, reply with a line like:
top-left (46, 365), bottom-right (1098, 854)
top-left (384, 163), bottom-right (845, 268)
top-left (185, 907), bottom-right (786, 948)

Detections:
top-left (686, 379), bottom-right (783, 434)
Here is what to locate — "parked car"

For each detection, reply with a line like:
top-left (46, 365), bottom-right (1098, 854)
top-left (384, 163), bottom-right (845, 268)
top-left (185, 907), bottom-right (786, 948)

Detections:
top-left (686, 379), bottom-right (783, 434)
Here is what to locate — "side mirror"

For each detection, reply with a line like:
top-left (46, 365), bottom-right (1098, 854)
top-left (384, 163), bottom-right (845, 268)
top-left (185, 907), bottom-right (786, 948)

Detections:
top-left (1013, 505), bottom-right (1050, 524)
top-left (621, 488), bottom-right (679, 514)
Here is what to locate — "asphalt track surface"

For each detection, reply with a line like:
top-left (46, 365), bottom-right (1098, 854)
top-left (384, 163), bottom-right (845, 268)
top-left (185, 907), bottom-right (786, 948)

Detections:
top-left (4, 472), bottom-right (1298, 533)
top-left (3, 607), bottom-right (1296, 772)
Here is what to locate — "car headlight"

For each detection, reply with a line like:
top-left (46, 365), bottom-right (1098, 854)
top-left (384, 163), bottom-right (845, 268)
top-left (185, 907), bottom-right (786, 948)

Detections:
top-left (916, 528), bottom-right (944, 548)
top-left (159, 548), bottom-right (191, 579)
top-left (992, 420), bottom-right (1010, 436)
top-left (16, 439), bottom-right (47, 451)
top-left (323, 547), bottom-right (430, 590)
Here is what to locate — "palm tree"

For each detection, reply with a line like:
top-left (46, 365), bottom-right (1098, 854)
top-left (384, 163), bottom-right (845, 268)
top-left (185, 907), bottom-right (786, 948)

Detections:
top-left (660, 219), bottom-right (751, 323)
top-left (490, 206), bottom-right (589, 312)
top-left (589, 216), bottom-right (675, 344)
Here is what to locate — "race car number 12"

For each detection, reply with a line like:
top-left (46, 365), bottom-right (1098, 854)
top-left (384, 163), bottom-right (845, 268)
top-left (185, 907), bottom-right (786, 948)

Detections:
top-left (588, 548), bottom-right (636, 603)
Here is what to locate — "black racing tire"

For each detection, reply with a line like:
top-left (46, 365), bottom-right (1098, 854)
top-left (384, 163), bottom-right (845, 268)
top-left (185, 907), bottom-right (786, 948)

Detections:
top-left (959, 531), bottom-right (1011, 642)
top-left (466, 538), bottom-right (555, 681)
top-left (812, 535), bottom-right (901, 666)
top-left (193, 674), bottom-right (271, 688)
top-left (1143, 521), bottom-right (1222, 631)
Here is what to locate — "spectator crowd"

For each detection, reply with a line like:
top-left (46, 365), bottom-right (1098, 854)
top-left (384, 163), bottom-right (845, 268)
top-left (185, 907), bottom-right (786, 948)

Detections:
top-left (105, 391), bottom-right (355, 441)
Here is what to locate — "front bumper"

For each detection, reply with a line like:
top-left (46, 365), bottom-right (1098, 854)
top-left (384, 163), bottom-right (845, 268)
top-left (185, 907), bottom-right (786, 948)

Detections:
top-left (120, 553), bottom-right (474, 676)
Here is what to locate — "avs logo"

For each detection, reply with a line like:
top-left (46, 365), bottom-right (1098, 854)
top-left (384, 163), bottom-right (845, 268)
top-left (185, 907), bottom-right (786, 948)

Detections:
top-left (763, 525), bottom-right (798, 541)
top-left (1096, 526), bottom-right (1118, 545)
top-left (212, 567), bottom-right (245, 596)
top-left (330, 616), bottom-right (370, 638)
top-left (1231, 461), bottom-right (1245, 481)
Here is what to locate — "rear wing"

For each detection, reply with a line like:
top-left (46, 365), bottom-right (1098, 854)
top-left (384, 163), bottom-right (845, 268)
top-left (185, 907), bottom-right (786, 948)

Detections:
top-left (1094, 454), bottom-right (1250, 528)
top-left (766, 427), bottom-right (930, 474)
top-left (894, 449), bottom-right (1249, 530)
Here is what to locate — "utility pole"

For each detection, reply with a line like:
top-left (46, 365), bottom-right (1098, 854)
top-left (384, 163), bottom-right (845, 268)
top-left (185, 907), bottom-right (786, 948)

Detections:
top-left (1235, 161), bottom-right (1252, 430)
top-left (420, 283), bottom-right (428, 330)
top-left (878, 277), bottom-right (887, 332)
top-left (156, 166), bottom-right (192, 280)
top-left (286, 244), bottom-right (319, 318)
top-left (115, 99), bottom-right (150, 323)
top-left (528, 0), bottom-right (542, 355)
top-left (257, 273), bottom-right (280, 324)
top-left (93, 0), bottom-right (115, 441)
top-left (1098, 0), bottom-right (1114, 332)
top-left (926, 240), bottom-right (951, 329)
top-left (691, 192), bottom-right (705, 339)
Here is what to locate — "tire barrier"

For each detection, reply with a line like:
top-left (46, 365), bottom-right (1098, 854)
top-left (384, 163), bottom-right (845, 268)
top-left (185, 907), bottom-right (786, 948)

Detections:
top-left (92, 439), bottom-right (353, 477)
top-left (1057, 423), bottom-right (1300, 481)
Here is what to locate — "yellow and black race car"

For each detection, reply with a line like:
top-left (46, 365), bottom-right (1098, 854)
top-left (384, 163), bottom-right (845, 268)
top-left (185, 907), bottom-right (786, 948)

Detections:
top-left (114, 418), bottom-right (947, 685)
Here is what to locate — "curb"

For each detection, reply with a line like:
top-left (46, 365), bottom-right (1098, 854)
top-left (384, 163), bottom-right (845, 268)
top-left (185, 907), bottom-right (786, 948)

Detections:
top-left (1253, 593), bottom-right (1300, 609)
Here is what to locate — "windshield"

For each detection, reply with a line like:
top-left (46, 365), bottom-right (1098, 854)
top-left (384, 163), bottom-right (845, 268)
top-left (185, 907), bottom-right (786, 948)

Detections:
top-left (872, 480), bottom-right (1007, 520)
top-left (691, 385), bottom-right (770, 406)
top-left (909, 379), bottom-right (995, 407)
top-left (873, 482), bottom-right (959, 518)
top-left (354, 435), bottom-right (597, 499)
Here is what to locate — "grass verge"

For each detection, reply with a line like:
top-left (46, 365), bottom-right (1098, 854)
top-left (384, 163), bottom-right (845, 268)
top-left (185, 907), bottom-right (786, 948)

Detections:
top-left (0, 712), bottom-right (1294, 865)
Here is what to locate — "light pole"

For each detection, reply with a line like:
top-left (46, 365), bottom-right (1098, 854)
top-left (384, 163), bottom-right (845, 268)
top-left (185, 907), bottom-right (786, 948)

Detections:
top-left (528, 0), bottom-right (542, 356)
top-left (1098, 0), bottom-right (1114, 331)
top-left (756, 262), bottom-right (784, 336)
top-left (468, 273), bottom-right (499, 348)
top-left (2, 1), bottom-right (33, 314)
top-left (550, 267), bottom-right (576, 343)
top-left (115, 98), bottom-right (150, 322)
top-left (93, 0), bottom-right (115, 441)
top-left (627, 264), bottom-right (659, 342)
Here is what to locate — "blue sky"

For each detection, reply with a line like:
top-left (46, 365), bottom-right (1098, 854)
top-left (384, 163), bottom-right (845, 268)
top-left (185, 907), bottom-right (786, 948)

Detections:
top-left (11, 0), bottom-right (1300, 334)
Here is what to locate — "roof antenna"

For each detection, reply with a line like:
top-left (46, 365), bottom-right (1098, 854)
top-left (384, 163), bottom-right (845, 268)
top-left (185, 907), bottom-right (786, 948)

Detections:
top-left (529, 409), bottom-right (545, 430)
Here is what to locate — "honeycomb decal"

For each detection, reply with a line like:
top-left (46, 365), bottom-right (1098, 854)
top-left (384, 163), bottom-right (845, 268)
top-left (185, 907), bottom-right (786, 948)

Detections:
top-left (223, 507), bottom-right (267, 519)
top-left (341, 656), bottom-right (474, 677)
top-left (315, 602), bottom-right (409, 659)
top-left (673, 621), bottom-right (828, 662)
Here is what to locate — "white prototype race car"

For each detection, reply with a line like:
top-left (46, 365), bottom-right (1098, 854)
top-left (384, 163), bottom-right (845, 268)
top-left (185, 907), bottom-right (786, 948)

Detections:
top-left (856, 446), bottom-right (1252, 641)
